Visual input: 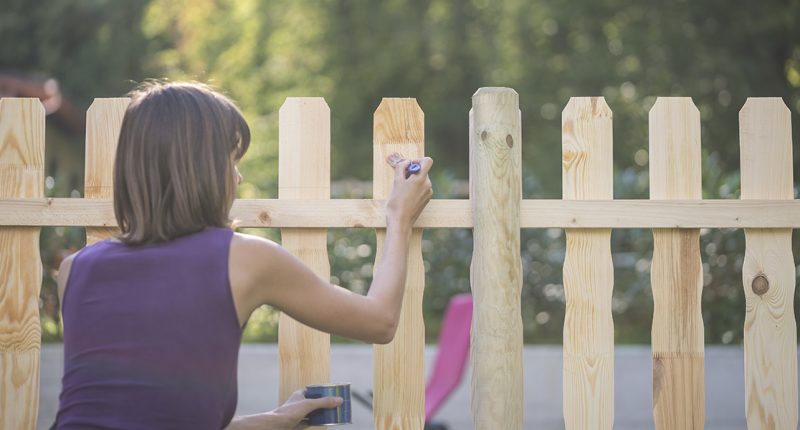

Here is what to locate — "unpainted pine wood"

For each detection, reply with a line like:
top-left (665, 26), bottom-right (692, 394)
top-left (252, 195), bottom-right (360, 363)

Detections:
top-left (739, 97), bottom-right (797, 429)
top-left (649, 97), bottom-right (705, 429)
top-left (0, 98), bottom-right (45, 429)
top-left (561, 97), bottom-right (614, 430)
top-left (85, 98), bottom-right (130, 244)
top-left (6, 197), bottom-right (800, 229)
top-left (372, 98), bottom-right (425, 430)
top-left (277, 98), bottom-right (331, 406)
top-left (469, 87), bottom-right (523, 430)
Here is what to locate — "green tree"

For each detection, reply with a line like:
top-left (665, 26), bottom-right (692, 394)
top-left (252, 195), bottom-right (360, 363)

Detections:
top-left (3, 0), bottom-right (798, 343)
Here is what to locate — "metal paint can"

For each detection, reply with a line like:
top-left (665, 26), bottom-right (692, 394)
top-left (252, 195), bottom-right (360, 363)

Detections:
top-left (305, 383), bottom-right (352, 426)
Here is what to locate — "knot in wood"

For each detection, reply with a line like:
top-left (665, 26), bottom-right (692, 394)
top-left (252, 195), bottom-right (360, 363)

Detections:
top-left (562, 146), bottom-right (578, 164)
top-left (751, 274), bottom-right (769, 296)
top-left (506, 134), bottom-right (514, 148)
top-left (258, 211), bottom-right (271, 224)
top-left (480, 130), bottom-right (488, 141)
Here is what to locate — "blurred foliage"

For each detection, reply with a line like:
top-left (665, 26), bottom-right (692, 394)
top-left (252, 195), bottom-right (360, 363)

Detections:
top-left (2, 0), bottom-right (798, 344)
top-left (0, 0), bottom-right (151, 101)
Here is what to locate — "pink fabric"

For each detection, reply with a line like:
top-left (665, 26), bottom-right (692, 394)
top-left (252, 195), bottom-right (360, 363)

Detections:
top-left (425, 294), bottom-right (473, 420)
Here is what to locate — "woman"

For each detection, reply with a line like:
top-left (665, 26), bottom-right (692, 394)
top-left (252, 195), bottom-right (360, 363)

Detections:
top-left (55, 81), bottom-right (433, 429)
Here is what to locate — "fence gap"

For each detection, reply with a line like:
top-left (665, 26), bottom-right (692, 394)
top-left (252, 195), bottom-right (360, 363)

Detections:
top-left (739, 97), bottom-right (797, 428)
top-left (649, 97), bottom-right (705, 428)
top-left (469, 87), bottom-right (523, 429)
top-left (277, 98), bottom-right (332, 406)
top-left (372, 98), bottom-right (426, 430)
top-left (0, 98), bottom-right (45, 429)
top-left (561, 97), bottom-right (614, 429)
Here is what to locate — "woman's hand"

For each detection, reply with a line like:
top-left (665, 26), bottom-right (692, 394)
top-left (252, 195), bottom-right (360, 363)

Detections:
top-left (385, 153), bottom-right (433, 227)
top-left (225, 390), bottom-right (342, 430)
top-left (267, 390), bottom-right (343, 429)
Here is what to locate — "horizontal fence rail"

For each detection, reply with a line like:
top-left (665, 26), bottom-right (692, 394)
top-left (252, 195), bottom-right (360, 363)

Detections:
top-left (2, 198), bottom-right (800, 228)
top-left (1, 92), bottom-right (797, 430)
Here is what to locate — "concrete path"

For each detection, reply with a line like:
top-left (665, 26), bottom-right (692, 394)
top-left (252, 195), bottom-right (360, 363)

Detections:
top-left (38, 344), bottom-right (792, 429)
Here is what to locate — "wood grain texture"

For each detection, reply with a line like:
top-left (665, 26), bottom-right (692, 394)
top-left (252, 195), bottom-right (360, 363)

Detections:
top-left (0, 98), bottom-right (45, 429)
top-left (739, 97), bottom-right (797, 429)
top-left (85, 98), bottom-right (130, 244)
top-left (649, 97), bottom-right (705, 429)
top-left (277, 98), bottom-right (331, 407)
top-left (469, 87), bottom-right (523, 430)
top-left (371, 98), bottom-right (426, 430)
top-left (561, 97), bottom-right (614, 430)
top-left (3, 197), bottom-right (800, 228)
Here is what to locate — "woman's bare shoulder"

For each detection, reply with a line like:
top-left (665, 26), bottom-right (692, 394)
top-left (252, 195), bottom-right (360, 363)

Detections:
top-left (228, 232), bottom-right (286, 288)
top-left (230, 232), bottom-right (282, 257)
top-left (228, 232), bottom-right (290, 321)
top-left (57, 252), bottom-right (78, 305)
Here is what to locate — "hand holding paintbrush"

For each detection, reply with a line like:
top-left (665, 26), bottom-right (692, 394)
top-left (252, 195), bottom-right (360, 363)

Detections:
top-left (384, 152), bottom-right (433, 226)
top-left (386, 152), bottom-right (424, 179)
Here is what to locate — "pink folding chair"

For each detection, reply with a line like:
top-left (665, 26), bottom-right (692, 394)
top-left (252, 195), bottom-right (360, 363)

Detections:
top-left (425, 293), bottom-right (473, 423)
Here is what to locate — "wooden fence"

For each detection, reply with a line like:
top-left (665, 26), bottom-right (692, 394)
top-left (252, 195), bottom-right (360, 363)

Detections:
top-left (0, 88), bottom-right (797, 429)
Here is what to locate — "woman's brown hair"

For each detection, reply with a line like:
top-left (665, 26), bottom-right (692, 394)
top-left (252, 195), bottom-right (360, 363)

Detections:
top-left (113, 81), bottom-right (250, 245)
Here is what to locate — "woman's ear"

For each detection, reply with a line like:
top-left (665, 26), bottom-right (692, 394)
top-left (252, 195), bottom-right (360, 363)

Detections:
top-left (234, 165), bottom-right (243, 185)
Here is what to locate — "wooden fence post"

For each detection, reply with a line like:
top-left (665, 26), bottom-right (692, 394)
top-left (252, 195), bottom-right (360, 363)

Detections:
top-left (277, 98), bottom-right (331, 405)
top-left (372, 98), bottom-right (426, 430)
top-left (649, 97), bottom-right (705, 428)
top-left (85, 98), bottom-right (130, 244)
top-left (739, 97), bottom-right (797, 429)
top-left (469, 87), bottom-right (523, 429)
top-left (0, 98), bottom-right (45, 428)
top-left (561, 97), bottom-right (614, 429)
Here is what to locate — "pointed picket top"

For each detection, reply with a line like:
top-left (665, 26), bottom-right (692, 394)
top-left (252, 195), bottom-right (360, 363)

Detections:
top-left (372, 98), bottom-right (424, 199)
top-left (279, 97), bottom-right (331, 200)
top-left (739, 97), bottom-right (792, 199)
top-left (648, 97), bottom-right (701, 200)
top-left (373, 98), bottom-right (424, 145)
top-left (85, 98), bottom-right (130, 198)
top-left (0, 98), bottom-right (45, 197)
top-left (562, 97), bottom-right (613, 200)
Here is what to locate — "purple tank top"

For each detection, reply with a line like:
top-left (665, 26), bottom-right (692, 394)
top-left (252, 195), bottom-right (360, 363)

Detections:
top-left (56, 227), bottom-right (242, 429)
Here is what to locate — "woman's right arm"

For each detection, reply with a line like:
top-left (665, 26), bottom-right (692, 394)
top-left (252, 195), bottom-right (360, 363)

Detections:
top-left (230, 155), bottom-right (432, 344)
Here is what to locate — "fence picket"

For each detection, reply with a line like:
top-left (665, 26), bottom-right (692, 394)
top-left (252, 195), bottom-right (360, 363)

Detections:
top-left (649, 97), bottom-right (705, 428)
top-left (739, 97), bottom-right (797, 429)
top-left (372, 98), bottom-right (426, 430)
top-left (277, 98), bottom-right (332, 406)
top-left (469, 87), bottom-right (523, 429)
top-left (85, 98), bottom-right (130, 244)
top-left (561, 97), bottom-right (614, 429)
top-left (0, 98), bottom-right (45, 429)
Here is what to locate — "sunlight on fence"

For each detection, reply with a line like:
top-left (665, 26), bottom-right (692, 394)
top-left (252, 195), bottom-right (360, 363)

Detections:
top-left (0, 89), bottom-right (796, 429)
